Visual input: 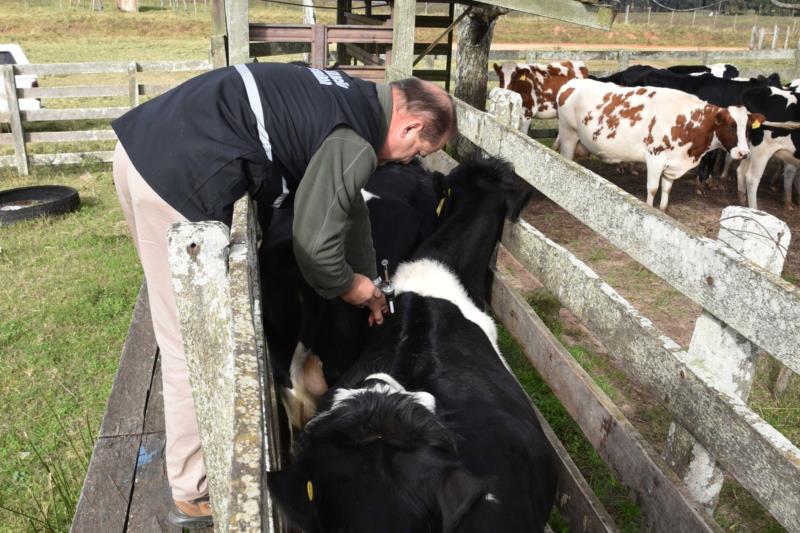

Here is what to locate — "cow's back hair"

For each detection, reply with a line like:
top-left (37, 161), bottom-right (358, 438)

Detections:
top-left (308, 388), bottom-right (456, 453)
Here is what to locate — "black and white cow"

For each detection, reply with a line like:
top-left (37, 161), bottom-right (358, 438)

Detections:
top-left (666, 63), bottom-right (739, 79)
top-left (267, 157), bottom-right (557, 533)
top-left (258, 160), bottom-right (450, 427)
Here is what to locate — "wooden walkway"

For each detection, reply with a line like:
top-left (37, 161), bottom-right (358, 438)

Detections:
top-left (72, 285), bottom-right (212, 532)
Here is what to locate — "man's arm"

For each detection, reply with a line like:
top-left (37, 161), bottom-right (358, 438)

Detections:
top-left (292, 127), bottom-right (378, 300)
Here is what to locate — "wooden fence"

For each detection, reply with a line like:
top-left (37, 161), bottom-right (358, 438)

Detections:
top-left (0, 60), bottom-right (212, 176)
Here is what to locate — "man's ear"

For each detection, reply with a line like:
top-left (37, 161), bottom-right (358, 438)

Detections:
top-left (266, 467), bottom-right (321, 532)
top-left (401, 119), bottom-right (424, 138)
top-left (437, 468), bottom-right (487, 533)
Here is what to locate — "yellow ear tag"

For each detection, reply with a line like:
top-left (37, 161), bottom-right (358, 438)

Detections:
top-left (752, 119), bottom-right (761, 129)
top-left (519, 74), bottom-right (527, 81)
top-left (307, 481), bottom-right (314, 502)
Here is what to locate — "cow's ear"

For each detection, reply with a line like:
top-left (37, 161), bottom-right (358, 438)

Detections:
top-left (437, 468), bottom-right (487, 533)
top-left (507, 188), bottom-right (533, 222)
top-left (493, 63), bottom-right (502, 76)
top-left (266, 467), bottom-right (321, 532)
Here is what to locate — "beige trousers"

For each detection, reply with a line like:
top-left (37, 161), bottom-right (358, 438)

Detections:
top-left (113, 141), bottom-right (208, 501)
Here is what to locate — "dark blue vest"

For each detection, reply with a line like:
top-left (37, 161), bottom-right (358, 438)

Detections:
top-left (112, 63), bottom-right (384, 223)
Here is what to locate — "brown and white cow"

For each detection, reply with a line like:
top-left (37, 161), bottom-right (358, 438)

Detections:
top-left (556, 78), bottom-right (763, 211)
top-left (494, 60), bottom-right (589, 123)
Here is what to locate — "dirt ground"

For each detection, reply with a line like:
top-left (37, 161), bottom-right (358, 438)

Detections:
top-left (520, 157), bottom-right (800, 348)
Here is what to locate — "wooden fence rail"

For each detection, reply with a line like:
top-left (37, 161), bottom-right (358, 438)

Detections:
top-left (0, 60), bottom-right (212, 176)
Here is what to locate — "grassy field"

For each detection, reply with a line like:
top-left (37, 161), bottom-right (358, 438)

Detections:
top-left (0, 1), bottom-right (797, 531)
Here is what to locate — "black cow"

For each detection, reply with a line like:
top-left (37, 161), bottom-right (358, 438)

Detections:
top-left (667, 63), bottom-right (739, 79)
top-left (267, 158), bottom-right (557, 533)
top-left (257, 160), bottom-right (449, 427)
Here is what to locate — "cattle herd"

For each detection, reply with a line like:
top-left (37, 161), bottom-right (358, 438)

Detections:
top-left (495, 58), bottom-right (800, 212)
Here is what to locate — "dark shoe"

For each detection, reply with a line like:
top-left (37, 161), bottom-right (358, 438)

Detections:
top-left (168, 495), bottom-right (213, 529)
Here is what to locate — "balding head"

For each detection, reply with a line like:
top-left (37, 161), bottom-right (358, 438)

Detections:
top-left (378, 79), bottom-right (457, 164)
top-left (390, 78), bottom-right (457, 144)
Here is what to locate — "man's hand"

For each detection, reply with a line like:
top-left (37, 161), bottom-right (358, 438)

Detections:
top-left (340, 273), bottom-right (388, 326)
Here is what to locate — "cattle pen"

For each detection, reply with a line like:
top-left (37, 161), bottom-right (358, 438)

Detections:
top-left (63, 0), bottom-right (800, 532)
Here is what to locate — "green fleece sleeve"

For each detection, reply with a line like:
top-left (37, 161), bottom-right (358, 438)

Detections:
top-left (292, 127), bottom-right (378, 299)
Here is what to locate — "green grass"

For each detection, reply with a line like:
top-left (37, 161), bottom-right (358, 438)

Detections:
top-left (498, 325), bottom-right (644, 533)
top-left (0, 162), bottom-right (141, 530)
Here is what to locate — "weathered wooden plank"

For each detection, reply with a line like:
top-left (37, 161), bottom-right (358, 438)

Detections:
top-left (72, 283), bottom-right (157, 532)
top-left (101, 283), bottom-right (158, 438)
top-left (21, 107), bottom-right (128, 122)
top-left (501, 219), bottom-right (800, 531)
top-left (168, 217), bottom-right (234, 532)
top-left (491, 269), bottom-right (720, 532)
top-left (125, 433), bottom-right (182, 533)
top-left (13, 60), bottom-right (210, 76)
top-left (0, 155), bottom-right (16, 167)
top-left (137, 60), bottom-right (212, 72)
top-left (0, 130), bottom-right (116, 145)
top-left (143, 355), bottom-right (166, 435)
top-left (2, 65), bottom-right (28, 175)
top-left (70, 435), bottom-right (141, 533)
top-left (455, 98), bottom-right (800, 378)
top-left (19, 85), bottom-right (127, 99)
top-left (484, 0), bottom-right (615, 30)
top-left (228, 197), bottom-right (284, 532)
top-left (14, 62), bottom-right (130, 75)
top-left (250, 42), bottom-right (310, 57)
top-left (389, 0), bottom-right (416, 80)
top-left (29, 151), bottom-right (115, 165)
top-left (486, 48), bottom-right (795, 63)
top-left (227, 0), bottom-right (251, 64)
top-left (533, 403), bottom-right (619, 533)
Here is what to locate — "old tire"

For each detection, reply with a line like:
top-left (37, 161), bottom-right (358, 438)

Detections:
top-left (0, 185), bottom-right (80, 225)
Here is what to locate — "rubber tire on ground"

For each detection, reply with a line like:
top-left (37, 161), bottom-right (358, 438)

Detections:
top-left (0, 185), bottom-right (80, 225)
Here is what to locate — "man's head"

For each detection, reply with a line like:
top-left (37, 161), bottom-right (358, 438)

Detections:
top-left (378, 78), bottom-right (457, 164)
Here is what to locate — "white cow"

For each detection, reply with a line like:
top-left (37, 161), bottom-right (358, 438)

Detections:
top-left (556, 78), bottom-right (760, 211)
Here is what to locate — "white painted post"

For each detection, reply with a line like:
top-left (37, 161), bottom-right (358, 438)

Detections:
top-left (759, 27), bottom-right (766, 50)
top-left (750, 25), bottom-right (757, 49)
top-left (773, 24), bottom-right (779, 49)
top-left (733, 13), bottom-right (737, 30)
top-left (1, 65), bottom-right (28, 176)
top-left (693, 10), bottom-right (697, 27)
top-left (670, 10), bottom-right (674, 26)
top-left (487, 87), bottom-right (528, 133)
top-left (624, 3), bottom-right (629, 24)
top-left (647, 7), bottom-right (651, 26)
top-left (786, 26), bottom-right (791, 49)
top-left (663, 207), bottom-right (791, 513)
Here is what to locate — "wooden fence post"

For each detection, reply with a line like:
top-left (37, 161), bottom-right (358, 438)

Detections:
top-left (647, 7), bottom-right (651, 26)
top-left (168, 196), bottom-right (285, 533)
top-left (389, 0), bottom-right (416, 78)
top-left (773, 24), bottom-right (779, 49)
top-left (693, 10), bottom-right (697, 27)
top-left (794, 48), bottom-right (800, 78)
top-left (624, 3), bottom-right (629, 24)
top-left (733, 13), bottom-right (736, 30)
top-left (670, 10), bottom-right (674, 26)
top-left (127, 62), bottom-right (139, 108)
top-left (1, 65), bottom-right (29, 176)
top-left (487, 87), bottom-right (527, 133)
top-left (749, 25), bottom-right (757, 49)
top-left (758, 27), bottom-right (766, 50)
top-left (618, 50), bottom-right (630, 71)
top-left (786, 26), bottom-right (791, 49)
top-left (210, 34), bottom-right (227, 68)
top-left (663, 206), bottom-right (791, 513)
